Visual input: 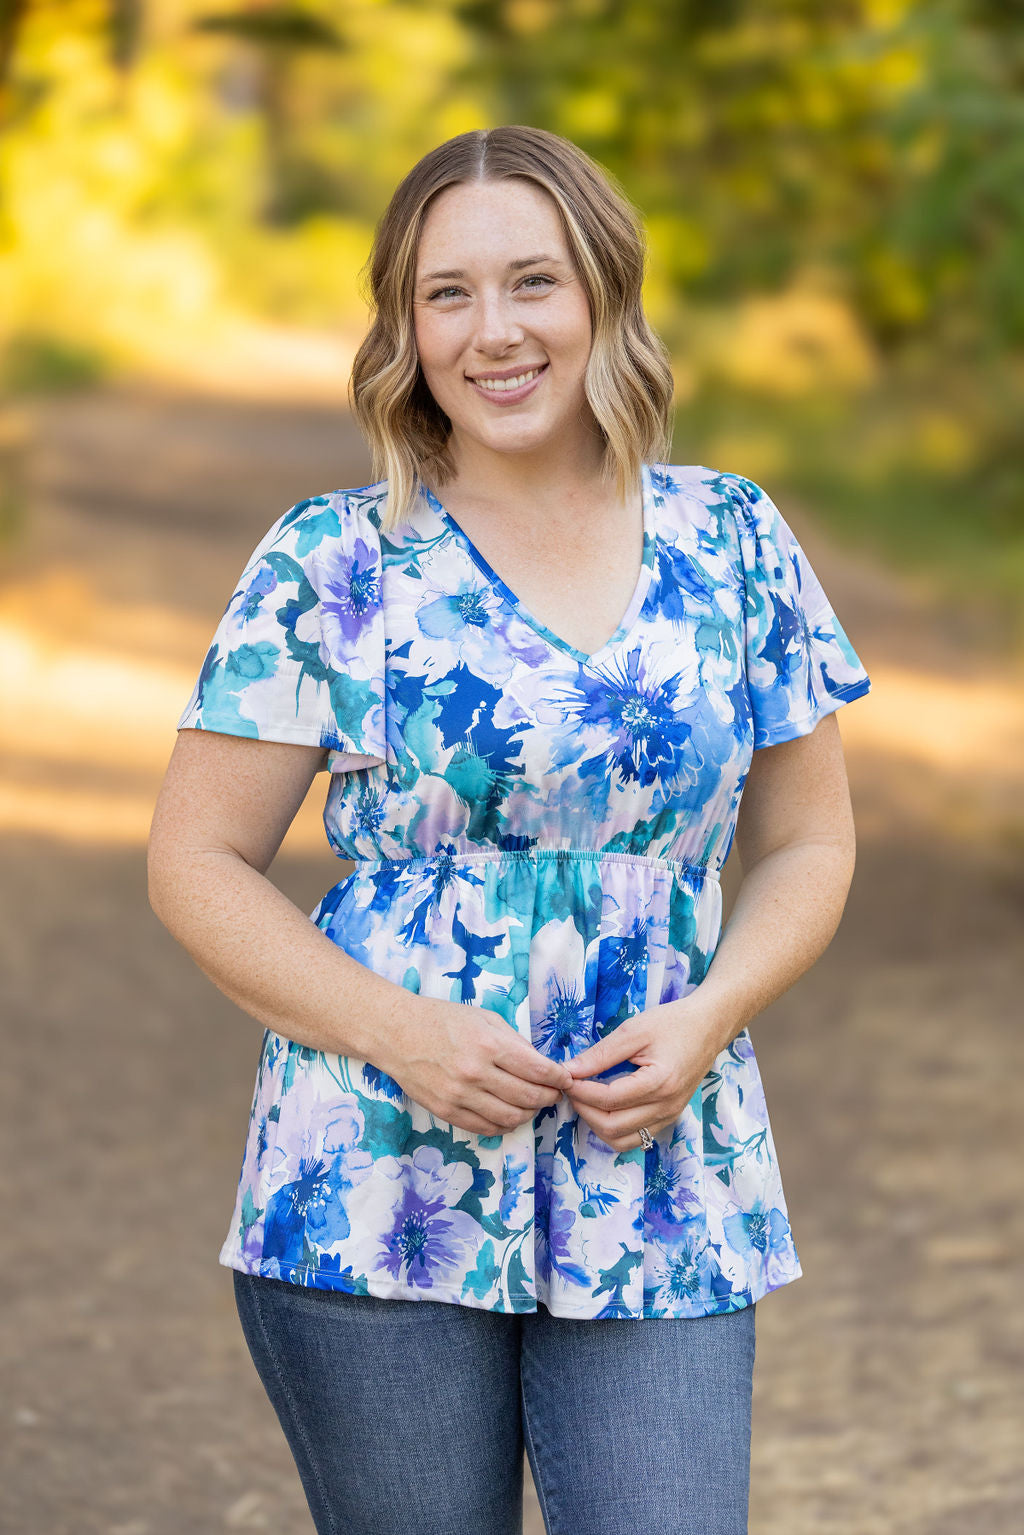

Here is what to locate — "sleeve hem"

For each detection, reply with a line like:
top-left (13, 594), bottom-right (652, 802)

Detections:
top-left (752, 676), bottom-right (871, 749)
top-left (326, 749), bottom-right (388, 775)
top-left (176, 719), bottom-right (347, 768)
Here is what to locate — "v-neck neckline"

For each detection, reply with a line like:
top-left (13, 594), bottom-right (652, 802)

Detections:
top-left (419, 463), bottom-right (658, 668)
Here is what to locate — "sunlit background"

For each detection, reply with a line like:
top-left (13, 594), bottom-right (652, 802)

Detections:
top-left (2, 4), bottom-right (1022, 1533)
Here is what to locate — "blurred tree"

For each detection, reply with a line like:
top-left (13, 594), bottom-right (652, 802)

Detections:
top-left (0, 0), bottom-right (1019, 612)
top-left (109, 0), bottom-right (144, 73)
top-left (193, 2), bottom-right (344, 224)
top-left (439, 0), bottom-right (1024, 355)
top-left (867, 1), bottom-right (1024, 349)
top-left (0, 0), bottom-right (28, 104)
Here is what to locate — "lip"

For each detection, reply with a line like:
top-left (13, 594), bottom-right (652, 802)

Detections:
top-left (467, 362), bottom-right (549, 405)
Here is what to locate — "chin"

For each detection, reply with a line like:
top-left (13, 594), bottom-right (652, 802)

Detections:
top-left (470, 418), bottom-right (564, 451)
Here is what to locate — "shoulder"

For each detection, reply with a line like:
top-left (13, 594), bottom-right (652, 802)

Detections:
top-left (240, 482), bottom-right (388, 584)
top-left (651, 463), bottom-right (768, 516)
top-left (282, 481), bottom-right (387, 545)
top-left (648, 463), bottom-right (774, 543)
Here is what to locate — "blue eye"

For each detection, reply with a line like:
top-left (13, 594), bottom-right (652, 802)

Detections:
top-left (426, 274), bottom-right (555, 302)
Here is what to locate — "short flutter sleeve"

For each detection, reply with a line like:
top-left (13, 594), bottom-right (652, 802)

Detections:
top-left (175, 492), bottom-right (387, 774)
top-left (723, 472), bottom-right (872, 749)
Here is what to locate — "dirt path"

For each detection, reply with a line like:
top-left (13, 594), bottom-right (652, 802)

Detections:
top-left (2, 384), bottom-right (1022, 1534)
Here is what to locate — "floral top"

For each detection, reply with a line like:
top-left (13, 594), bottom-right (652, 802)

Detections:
top-left (175, 463), bottom-right (871, 1319)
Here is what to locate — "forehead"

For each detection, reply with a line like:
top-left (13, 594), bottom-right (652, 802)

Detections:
top-left (415, 179), bottom-right (568, 269)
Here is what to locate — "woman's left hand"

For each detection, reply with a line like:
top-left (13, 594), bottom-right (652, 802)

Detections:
top-left (563, 996), bottom-right (737, 1153)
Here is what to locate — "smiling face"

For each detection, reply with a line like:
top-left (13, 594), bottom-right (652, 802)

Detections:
top-left (411, 177), bottom-right (597, 470)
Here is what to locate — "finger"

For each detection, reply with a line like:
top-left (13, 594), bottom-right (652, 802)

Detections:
top-left (496, 1040), bottom-right (573, 1090)
top-left (567, 1020), bottom-right (644, 1080)
top-left (600, 1105), bottom-right (664, 1141)
top-left (453, 1110), bottom-right (515, 1137)
top-left (472, 1088), bottom-right (541, 1132)
top-left (489, 1068), bottom-right (565, 1112)
top-left (478, 1011), bottom-right (569, 1081)
top-left (430, 1092), bottom-right (522, 1138)
top-left (565, 1064), bottom-right (660, 1110)
top-left (574, 1101), bottom-right (664, 1144)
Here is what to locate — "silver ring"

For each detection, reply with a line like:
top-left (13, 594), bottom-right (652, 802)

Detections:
top-left (638, 1126), bottom-right (655, 1151)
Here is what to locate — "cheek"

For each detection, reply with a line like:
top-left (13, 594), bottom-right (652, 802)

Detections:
top-left (412, 307), bottom-right (437, 363)
top-left (543, 293), bottom-right (593, 356)
top-left (414, 310), bottom-right (466, 377)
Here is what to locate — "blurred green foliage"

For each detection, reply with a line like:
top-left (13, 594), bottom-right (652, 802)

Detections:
top-left (0, 0), bottom-right (1021, 639)
top-left (1, 329), bottom-right (109, 392)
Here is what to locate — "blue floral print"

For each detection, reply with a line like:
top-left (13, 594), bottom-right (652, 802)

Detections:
top-left (176, 463), bottom-right (871, 1318)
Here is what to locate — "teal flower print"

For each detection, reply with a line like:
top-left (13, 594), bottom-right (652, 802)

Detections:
top-left (722, 1198), bottom-right (792, 1262)
top-left (177, 467), bottom-right (872, 1317)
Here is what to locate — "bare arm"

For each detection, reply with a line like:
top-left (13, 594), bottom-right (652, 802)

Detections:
top-left (147, 729), bottom-right (409, 1060)
top-left (698, 709), bottom-right (859, 1046)
top-left (147, 729), bottom-right (572, 1133)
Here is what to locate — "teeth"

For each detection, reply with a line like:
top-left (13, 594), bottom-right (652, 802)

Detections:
top-left (472, 367), bottom-right (543, 392)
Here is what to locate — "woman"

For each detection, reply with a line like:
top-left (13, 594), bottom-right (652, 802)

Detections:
top-left (148, 125), bottom-right (872, 1535)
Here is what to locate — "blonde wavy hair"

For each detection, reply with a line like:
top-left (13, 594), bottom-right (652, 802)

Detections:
top-left (348, 125), bottom-right (676, 533)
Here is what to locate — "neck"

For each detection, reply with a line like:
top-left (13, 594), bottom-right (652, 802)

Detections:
top-left (442, 430), bottom-right (613, 517)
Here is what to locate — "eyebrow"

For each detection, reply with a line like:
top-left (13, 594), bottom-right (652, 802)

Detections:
top-left (417, 254), bottom-right (565, 283)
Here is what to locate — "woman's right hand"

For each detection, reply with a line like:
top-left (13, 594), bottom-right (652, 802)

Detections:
top-left (375, 998), bottom-right (575, 1137)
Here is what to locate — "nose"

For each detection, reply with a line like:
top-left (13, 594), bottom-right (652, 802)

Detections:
top-left (471, 286), bottom-right (526, 355)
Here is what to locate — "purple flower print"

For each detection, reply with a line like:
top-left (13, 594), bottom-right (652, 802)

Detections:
top-left (643, 1131), bottom-right (705, 1240)
top-left (373, 1146), bottom-right (480, 1292)
top-left (320, 536), bottom-right (382, 651)
top-left (535, 1153), bottom-right (589, 1289)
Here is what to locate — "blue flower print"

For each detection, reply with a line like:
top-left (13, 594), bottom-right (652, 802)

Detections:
top-left (648, 536), bottom-right (717, 626)
top-left (261, 1156), bottom-right (331, 1265)
top-left (239, 564), bottom-right (278, 622)
top-left (361, 1063), bottom-right (404, 1102)
top-left (416, 578), bottom-right (521, 684)
top-left (722, 1199), bottom-right (793, 1266)
top-left (558, 648), bottom-right (700, 791)
top-left (644, 1221), bottom-right (729, 1316)
top-left (530, 919), bottom-right (594, 1061)
top-left (536, 974), bottom-right (591, 1060)
top-left (534, 1152), bottom-right (589, 1291)
top-left (499, 1150), bottom-right (530, 1225)
top-left (643, 1130), bottom-right (706, 1239)
top-left (259, 1098), bottom-right (373, 1266)
top-left (177, 463), bottom-right (872, 1318)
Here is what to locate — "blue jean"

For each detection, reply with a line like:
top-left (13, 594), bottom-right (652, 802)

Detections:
top-left (232, 1269), bottom-right (756, 1535)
